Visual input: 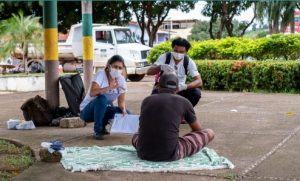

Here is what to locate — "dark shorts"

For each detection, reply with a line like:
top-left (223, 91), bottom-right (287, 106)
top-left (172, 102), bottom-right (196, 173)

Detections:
top-left (132, 130), bottom-right (210, 161)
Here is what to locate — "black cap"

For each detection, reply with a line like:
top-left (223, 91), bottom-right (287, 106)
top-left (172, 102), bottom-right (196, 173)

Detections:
top-left (159, 73), bottom-right (178, 90)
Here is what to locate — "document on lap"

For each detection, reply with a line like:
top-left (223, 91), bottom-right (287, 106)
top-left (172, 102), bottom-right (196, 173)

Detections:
top-left (110, 114), bottom-right (139, 134)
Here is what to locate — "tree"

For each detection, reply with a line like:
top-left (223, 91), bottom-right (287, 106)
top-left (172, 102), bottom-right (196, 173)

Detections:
top-left (189, 19), bottom-right (254, 41)
top-left (256, 1), bottom-right (300, 34)
top-left (0, 1), bottom-right (131, 33)
top-left (58, 1), bottom-right (131, 33)
top-left (0, 12), bottom-right (43, 73)
top-left (130, 1), bottom-right (196, 47)
top-left (202, 0), bottom-right (255, 39)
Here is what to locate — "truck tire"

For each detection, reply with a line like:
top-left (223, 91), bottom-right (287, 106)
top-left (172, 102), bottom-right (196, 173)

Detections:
top-left (127, 74), bottom-right (145, 82)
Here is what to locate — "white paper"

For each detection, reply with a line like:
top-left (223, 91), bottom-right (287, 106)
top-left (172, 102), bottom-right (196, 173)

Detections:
top-left (110, 114), bottom-right (139, 134)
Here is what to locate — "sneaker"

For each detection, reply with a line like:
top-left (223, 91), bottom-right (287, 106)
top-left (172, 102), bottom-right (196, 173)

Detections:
top-left (101, 128), bottom-right (110, 135)
top-left (93, 133), bottom-right (104, 140)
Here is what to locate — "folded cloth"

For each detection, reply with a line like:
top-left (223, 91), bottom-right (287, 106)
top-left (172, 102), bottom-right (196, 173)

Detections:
top-left (16, 121), bottom-right (36, 130)
top-left (41, 140), bottom-right (64, 153)
top-left (61, 145), bottom-right (234, 172)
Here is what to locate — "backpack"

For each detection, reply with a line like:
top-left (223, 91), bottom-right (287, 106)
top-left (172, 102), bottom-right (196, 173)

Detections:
top-left (21, 95), bottom-right (53, 126)
top-left (59, 73), bottom-right (85, 116)
top-left (154, 52), bottom-right (189, 84)
top-left (165, 52), bottom-right (189, 75)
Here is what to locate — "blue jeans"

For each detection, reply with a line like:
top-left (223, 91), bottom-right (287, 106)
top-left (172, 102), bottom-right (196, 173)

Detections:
top-left (80, 95), bottom-right (128, 134)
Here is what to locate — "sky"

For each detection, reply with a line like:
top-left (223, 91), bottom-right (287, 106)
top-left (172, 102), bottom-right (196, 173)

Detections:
top-left (165, 1), bottom-right (255, 22)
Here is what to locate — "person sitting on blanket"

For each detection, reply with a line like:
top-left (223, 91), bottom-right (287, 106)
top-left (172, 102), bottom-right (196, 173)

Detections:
top-left (132, 73), bottom-right (214, 161)
top-left (80, 55), bottom-right (129, 140)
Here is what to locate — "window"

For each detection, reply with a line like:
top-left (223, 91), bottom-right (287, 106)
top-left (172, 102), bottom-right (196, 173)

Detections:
top-left (114, 29), bottom-right (136, 44)
top-left (95, 31), bottom-right (113, 44)
top-left (172, 24), bottom-right (180, 29)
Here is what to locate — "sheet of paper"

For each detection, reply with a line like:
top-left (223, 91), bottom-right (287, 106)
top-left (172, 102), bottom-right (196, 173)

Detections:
top-left (110, 114), bottom-right (139, 134)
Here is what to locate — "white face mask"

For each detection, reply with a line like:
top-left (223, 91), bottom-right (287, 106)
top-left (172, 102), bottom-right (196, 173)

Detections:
top-left (172, 52), bottom-right (185, 61)
top-left (110, 68), bottom-right (121, 78)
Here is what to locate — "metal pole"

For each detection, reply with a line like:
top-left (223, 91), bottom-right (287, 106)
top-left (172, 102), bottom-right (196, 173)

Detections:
top-left (43, 0), bottom-right (59, 109)
top-left (82, 0), bottom-right (93, 93)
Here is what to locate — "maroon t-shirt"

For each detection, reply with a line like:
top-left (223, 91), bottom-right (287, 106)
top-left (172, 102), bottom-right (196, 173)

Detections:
top-left (136, 93), bottom-right (196, 161)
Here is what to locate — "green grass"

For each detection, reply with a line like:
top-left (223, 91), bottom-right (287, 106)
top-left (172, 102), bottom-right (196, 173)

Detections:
top-left (0, 171), bottom-right (13, 181)
top-left (4, 155), bottom-right (34, 169)
top-left (0, 140), bottom-right (32, 155)
top-left (0, 139), bottom-right (34, 180)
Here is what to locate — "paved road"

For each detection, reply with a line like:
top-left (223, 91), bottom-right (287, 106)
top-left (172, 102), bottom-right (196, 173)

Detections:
top-left (0, 76), bottom-right (299, 181)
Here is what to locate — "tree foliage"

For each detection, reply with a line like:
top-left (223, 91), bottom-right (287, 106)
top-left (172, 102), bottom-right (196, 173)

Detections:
top-left (0, 1), bottom-right (131, 33)
top-left (202, 0), bottom-right (255, 39)
top-left (256, 1), bottom-right (300, 34)
top-left (130, 1), bottom-right (196, 47)
top-left (189, 19), bottom-right (252, 41)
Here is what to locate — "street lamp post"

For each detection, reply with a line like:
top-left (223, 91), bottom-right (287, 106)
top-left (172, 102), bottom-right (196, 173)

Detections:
top-left (43, 0), bottom-right (59, 109)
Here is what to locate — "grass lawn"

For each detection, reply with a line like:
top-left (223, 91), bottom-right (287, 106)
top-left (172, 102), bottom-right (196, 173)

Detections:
top-left (0, 139), bottom-right (34, 181)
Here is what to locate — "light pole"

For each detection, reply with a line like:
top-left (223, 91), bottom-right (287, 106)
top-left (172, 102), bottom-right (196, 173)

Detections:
top-left (81, 0), bottom-right (93, 93)
top-left (43, 0), bottom-right (59, 109)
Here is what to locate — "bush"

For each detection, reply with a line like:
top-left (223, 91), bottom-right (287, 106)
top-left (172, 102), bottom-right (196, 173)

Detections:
top-left (147, 41), bottom-right (172, 63)
top-left (197, 60), bottom-right (300, 93)
top-left (147, 34), bottom-right (300, 63)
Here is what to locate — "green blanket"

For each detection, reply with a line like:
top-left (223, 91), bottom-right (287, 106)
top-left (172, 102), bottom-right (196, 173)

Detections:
top-left (61, 145), bottom-right (234, 172)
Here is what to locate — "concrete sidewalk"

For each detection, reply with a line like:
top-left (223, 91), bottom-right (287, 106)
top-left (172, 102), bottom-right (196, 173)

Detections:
top-left (0, 77), bottom-right (299, 181)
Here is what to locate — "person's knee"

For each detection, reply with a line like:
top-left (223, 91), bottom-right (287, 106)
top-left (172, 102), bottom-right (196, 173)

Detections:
top-left (205, 129), bottom-right (215, 141)
top-left (95, 95), bottom-right (108, 105)
top-left (193, 88), bottom-right (201, 99)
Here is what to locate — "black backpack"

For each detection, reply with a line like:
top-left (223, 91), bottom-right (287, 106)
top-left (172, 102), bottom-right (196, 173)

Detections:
top-left (21, 95), bottom-right (53, 126)
top-left (59, 74), bottom-right (85, 116)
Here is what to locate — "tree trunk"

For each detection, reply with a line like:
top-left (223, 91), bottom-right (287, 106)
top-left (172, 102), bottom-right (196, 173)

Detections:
top-left (217, 19), bottom-right (225, 39)
top-left (209, 19), bottom-right (215, 39)
top-left (23, 44), bottom-right (28, 74)
top-left (240, 3), bottom-right (257, 36)
top-left (269, 21), bottom-right (273, 34)
top-left (273, 18), bottom-right (280, 34)
top-left (140, 28), bottom-right (145, 45)
top-left (290, 13), bottom-right (295, 33)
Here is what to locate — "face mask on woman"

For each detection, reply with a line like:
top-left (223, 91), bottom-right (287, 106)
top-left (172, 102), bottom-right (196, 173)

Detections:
top-left (110, 68), bottom-right (122, 78)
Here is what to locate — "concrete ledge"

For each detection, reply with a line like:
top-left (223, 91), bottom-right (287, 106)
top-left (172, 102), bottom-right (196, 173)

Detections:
top-left (0, 76), bottom-right (44, 92)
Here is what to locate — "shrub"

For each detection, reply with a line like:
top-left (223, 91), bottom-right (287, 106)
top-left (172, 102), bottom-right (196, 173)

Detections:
top-left (147, 41), bottom-right (172, 63)
top-left (196, 60), bottom-right (300, 93)
top-left (147, 34), bottom-right (300, 62)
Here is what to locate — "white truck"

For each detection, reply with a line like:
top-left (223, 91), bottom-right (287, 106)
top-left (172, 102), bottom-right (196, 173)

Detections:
top-left (58, 23), bottom-right (151, 81)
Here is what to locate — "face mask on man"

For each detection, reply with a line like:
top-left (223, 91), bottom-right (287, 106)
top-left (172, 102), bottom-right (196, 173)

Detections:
top-left (110, 68), bottom-right (122, 78)
top-left (172, 52), bottom-right (185, 61)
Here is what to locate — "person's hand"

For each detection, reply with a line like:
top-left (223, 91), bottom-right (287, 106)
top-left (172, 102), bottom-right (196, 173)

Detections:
top-left (108, 78), bottom-right (119, 90)
top-left (178, 83), bottom-right (188, 92)
top-left (160, 64), bottom-right (175, 74)
top-left (121, 108), bottom-right (127, 117)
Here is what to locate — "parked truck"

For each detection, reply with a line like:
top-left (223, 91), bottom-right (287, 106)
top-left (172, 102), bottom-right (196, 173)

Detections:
top-left (58, 23), bottom-right (151, 81)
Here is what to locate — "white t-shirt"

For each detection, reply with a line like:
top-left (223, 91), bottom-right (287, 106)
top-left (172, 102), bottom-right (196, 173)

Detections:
top-left (80, 70), bottom-right (127, 111)
top-left (154, 53), bottom-right (200, 85)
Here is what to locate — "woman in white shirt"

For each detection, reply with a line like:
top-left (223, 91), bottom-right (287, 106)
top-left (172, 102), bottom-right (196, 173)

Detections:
top-left (80, 55), bottom-right (128, 140)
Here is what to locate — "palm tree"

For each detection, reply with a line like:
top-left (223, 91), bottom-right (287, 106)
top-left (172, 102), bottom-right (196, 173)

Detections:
top-left (0, 11), bottom-right (42, 73)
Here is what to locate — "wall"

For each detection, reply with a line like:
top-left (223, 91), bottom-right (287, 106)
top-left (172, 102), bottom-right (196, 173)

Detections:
top-left (0, 76), bottom-right (45, 92)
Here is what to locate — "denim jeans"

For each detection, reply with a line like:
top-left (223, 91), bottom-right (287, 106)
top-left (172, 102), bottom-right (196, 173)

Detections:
top-left (80, 95), bottom-right (128, 134)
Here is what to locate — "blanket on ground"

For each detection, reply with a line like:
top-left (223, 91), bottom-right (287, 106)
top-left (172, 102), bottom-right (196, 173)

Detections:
top-left (61, 145), bottom-right (234, 172)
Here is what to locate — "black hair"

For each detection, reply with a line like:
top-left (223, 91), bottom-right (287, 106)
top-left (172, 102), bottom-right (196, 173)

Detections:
top-left (105, 55), bottom-right (127, 80)
top-left (106, 54), bottom-right (126, 68)
top-left (171, 37), bottom-right (191, 52)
